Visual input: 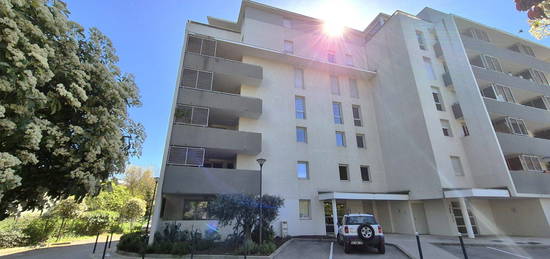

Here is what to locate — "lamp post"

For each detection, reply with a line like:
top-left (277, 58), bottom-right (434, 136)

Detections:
top-left (256, 158), bottom-right (266, 244)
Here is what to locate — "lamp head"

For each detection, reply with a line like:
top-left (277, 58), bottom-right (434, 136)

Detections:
top-left (256, 158), bottom-right (266, 166)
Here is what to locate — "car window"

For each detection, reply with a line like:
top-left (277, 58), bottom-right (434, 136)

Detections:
top-left (346, 215), bottom-right (376, 225)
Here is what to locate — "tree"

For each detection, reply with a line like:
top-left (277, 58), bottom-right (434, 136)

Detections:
top-left (85, 183), bottom-right (131, 213)
top-left (51, 197), bottom-right (85, 240)
top-left (120, 198), bottom-right (146, 230)
top-left (515, 0), bottom-right (550, 39)
top-left (207, 194), bottom-right (283, 243)
top-left (123, 165), bottom-right (156, 200)
top-left (0, 0), bottom-right (145, 219)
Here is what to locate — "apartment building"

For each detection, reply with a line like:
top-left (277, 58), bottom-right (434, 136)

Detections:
top-left (150, 1), bottom-right (550, 242)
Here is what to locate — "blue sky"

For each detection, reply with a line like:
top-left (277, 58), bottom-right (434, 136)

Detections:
top-left (65, 0), bottom-right (549, 176)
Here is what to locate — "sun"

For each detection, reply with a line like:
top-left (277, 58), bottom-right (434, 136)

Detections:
top-left (323, 20), bottom-right (345, 37)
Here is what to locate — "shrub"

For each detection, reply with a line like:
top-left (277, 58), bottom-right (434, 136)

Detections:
top-left (147, 240), bottom-right (173, 254)
top-left (117, 232), bottom-right (145, 253)
top-left (235, 240), bottom-right (277, 255)
top-left (0, 228), bottom-right (28, 248)
top-left (76, 210), bottom-right (119, 235)
top-left (251, 224), bottom-right (275, 243)
top-left (171, 242), bottom-right (191, 255)
top-left (23, 217), bottom-right (57, 245)
top-left (256, 242), bottom-right (277, 255)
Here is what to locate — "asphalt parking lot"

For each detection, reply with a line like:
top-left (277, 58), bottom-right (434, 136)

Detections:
top-left (437, 244), bottom-right (550, 259)
top-left (274, 239), bottom-right (408, 259)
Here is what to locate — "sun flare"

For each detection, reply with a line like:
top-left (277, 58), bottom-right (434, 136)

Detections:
top-left (323, 20), bottom-right (345, 37)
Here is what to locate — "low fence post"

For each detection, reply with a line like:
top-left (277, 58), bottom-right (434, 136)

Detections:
top-left (92, 232), bottom-right (100, 253)
top-left (458, 233), bottom-right (469, 259)
top-left (108, 231), bottom-right (114, 248)
top-left (415, 232), bottom-right (424, 259)
top-left (101, 235), bottom-right (109, 259)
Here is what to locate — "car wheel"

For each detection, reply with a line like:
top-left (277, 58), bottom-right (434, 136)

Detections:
top-left (377, 242), bottom-right (385, 254)
top-left (357, 224), bottom-right (375, 241)
top-left (344, 242), bottom-right (351, 254)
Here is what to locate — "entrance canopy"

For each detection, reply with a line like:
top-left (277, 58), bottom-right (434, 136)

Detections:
top-left (318, 192), bottom-right (409, 201)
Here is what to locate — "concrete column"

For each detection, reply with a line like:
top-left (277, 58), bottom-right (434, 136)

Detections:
top-left (332, 199), bottom-right (338, 236)
top-left (458, 197), bottom-right (475, 238)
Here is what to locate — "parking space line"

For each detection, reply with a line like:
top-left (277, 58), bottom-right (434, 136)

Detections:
top-left (329, 242), bottom-right (333, 259)
top-left (486, 246), bottom-right (531, 259)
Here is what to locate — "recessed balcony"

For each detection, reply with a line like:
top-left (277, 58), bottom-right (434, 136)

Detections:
top-left (496, 132), bottom-right (550, 158)
top-left (177, 87), bottom-right (262, 119)
top-left (510, 171), bottom-right (550, 195)
top-left (484, 98), bottom-right (550, 125)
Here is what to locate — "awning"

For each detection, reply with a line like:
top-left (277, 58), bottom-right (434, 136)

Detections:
top-left (443, 188), bottom-right (510, 198)
top-left (318, 192), bottom-right (409, 201)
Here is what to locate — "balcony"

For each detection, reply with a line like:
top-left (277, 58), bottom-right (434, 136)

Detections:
top-left (484, 98), bottom-right (550, 125)
top-left (452, 103), bottom-right (463, 119)
top-left (472, 66), bottom-right (550, 96)
top-left (170, 124), bottom-right (261, 155)
top-left (434, 42), bottom-right (443, 59)
top-left (178, 88), bottom-right (262, 119)
top-left (183, 52), bottom-right (263, 86)
top-left (496, 132), bottom-right (550, 158)
top-left (510, 171), bottom-right (550, 195)
top-left (462, 36), bottom-right (550, 73)
top-left (443, 72), bottom-right (453, 87)
top-left (162, 165), bottom-right (260, 195)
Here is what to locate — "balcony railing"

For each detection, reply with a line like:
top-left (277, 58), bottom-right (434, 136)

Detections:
top-left (510, 171), bottom-right (550, 195)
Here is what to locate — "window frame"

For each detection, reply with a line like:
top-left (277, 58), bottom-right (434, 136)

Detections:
top-left (441, 119), bottom-right (453, 137)
top-left (336, 131), bottom-right (346, 147)
top-left (167, 146), bottom-right (206, 166)
top-left (352, 105), bottom-right (362, 126)
top-left (416, 30), bottom-right (427, 50)
top-left (349, 78), bottom-right (359, 98)
top-left (284, 40), bottom-right (294, 54)
top-left (506, 117), bottom-right (528, 135)
top-left (174, 105), bottom-right (210, 127)
top-left (450, 156), bottom-right (465, 176)
top-left (360, 166), bottom-right (370, 182)
top-left (482, 55), bottom-right (503, 73)
top-left (296, 161), bottom-right (310, 179)
top-left (294, 68), bottom-right (304, 89)
top-left (356, 134), bottom-right (365, 149)
top-left (423, 57), bottom-right (436, 80)
top-left (181, 67), bottom-right (214, 90)
top-left (338, 164), bottom-right (350, 181)
top-left (332, 102), bottom-right (343, 124)
top-left (431, 87), bottom-right (444, 111)
top-left (295, 96), bottom-right (306, 119)
top-left (493, 84), bottom-right (515, 103)
top-left (330, 75), bottom-right (340, 95)
top-left (296, 127), bottom-right (308, 143)
top-left (299, 199), bottom-right (311, 219)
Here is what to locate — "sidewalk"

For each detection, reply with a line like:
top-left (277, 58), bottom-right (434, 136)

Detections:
top-left (385, 234), bottom-right (550, 259)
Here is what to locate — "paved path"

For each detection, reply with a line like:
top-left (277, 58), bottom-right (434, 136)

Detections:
top-left (274, 239), bottom-right (408, 259)
top-left (3, 241), bottom-right (117, 259)
top-left (437, 244), bottom-right (550, 259)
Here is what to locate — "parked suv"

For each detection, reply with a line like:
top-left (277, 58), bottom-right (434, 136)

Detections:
top-left (337, 214), bottom-right (385, 254)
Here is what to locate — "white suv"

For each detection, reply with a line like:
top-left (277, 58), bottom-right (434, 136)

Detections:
top-left (337, 214), bottom-right (385, 254)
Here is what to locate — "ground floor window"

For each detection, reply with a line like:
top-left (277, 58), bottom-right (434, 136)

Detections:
top-left (450, 201), bottom-right (479, 235)
top-left (323, 201), bottom-right (345, 233)
top-left (299, 200), bottom-right (311, 219)
top-left (182, 199), bottom-right (210, 220)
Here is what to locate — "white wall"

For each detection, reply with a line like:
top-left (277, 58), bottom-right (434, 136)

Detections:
top-left (490, 199), bottom-right (550, 237)
top-left (424, 199), bottom-right (457, 235)
top-left (389, 201), bottom-right (416, 234)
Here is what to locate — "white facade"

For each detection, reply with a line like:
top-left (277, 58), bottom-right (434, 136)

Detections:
top-left (150, 1), bottom-right (550, 243)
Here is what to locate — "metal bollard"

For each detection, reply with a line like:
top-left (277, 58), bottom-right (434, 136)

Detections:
top-left (458, 234), bottom-right (469, 259)
top-left (415, 232), bottom-right (424, 259)
top-left (92, 232), bottom-right (100, 253)
top-left (108, 232), bottom-right (114, 248)
top-left (102, 235), bottom-right (109, 259)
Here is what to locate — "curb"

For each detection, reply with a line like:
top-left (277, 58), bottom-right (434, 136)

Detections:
top-left (431, 241), bottom-right (550, 248)
top-left (387, 243), bottom-right (415, 259)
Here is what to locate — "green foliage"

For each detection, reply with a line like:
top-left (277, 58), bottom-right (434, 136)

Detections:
top-left (120, 198), bottom-right (146, 222)
top-left (514, 0), bottom-right (550, 39)
top-left (0, 227), bottom-right (28, 248)
top-left (117, 231), bottom-right (145, 253)
top-left (235, 240), bottom-right (276, 255)
top-left (207, 194), bottom-right (283, 242)
top-left (75, 210), bottom-right (118, 235)
top-left (23, 216), bottom-right (57, 245)
top-left (170, 242), bottom-right (191, 255)
top-left (123, 165), bottom-right (156, 200)
top-left (52, 198), bottom-right (85, 219)
top-left (0, 0), bottom-right (145, 219)
top-left (85, 184), bottom-right (132, 212)
top-left (251, 224), bottom-right (275, 243)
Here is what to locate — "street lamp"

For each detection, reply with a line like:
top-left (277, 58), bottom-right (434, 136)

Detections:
top-left (256, 158), bottom-right (266, 244)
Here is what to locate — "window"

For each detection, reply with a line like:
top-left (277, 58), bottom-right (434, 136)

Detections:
top-left (284, 40), bottom-right (294, 54)
top-left (441, 119), bottom-right (453, 137)
top-left (299, 200), bottom-right (311, 219)
top-left (468, 28), bottom-right (490, 42)
top-left (168, 146), bottom-right (205, 166)
top-left (336, 131), bottom-right (346, 147)
top-left (294, 68), bottom-right (304, 89)
top-left (506, 117), bottom-right (528, 135)
top-left (511, 43), bottom-right (535, 57)
top-left (356, 134), bottom-right (365, 148)
top-left (332, 102), bottom-right (343, 124)
top-left (360, 166), bottom-right (370, 181)
top-left (330, 75), bottom-right (340, 95)
top-left (295, 96), bottom-right (306, 119)
top-left (186, 35), bottom-right (216, 56)
top-left (338, 164), bottom-right (349, 180)
top-left (345, 54), bottom-right (353, 66)
top-left (349, 79), bottom-right (359, 98)
top-left (328, 51), bottom-right (336, 63)
top-left (462, 123), bottom-right (470, 136)
top-left (423, 57), bottom-right (436, 80)
top-left (482, 55), bottom-right (503, 72)
top-left (451, 156), bottom-right (465, 176)
top-left (416, 30), bottom-right (427, 50)
top-left (296, 161), bottom-right (309, 179)
top-left (296, 127), bottom-right (307, 143)
top-left (182, 200), bottom-right (210, 220)
top-left (352, 105), bottom-right (362, 126)
top-left (283, 18), bottom-right (292, 28)
top-left (181, 68), bottom-right (213, 90)
top-left (531, 69), bottom-right (549, 86)
top-left (494, 84), bottom-right (515, 103)
top-left (175, 105), bottom-right (209, 126)
top-left (521, 155), bottom-right (543, 171)
top-left (432, 87), bottom-right (444, 111)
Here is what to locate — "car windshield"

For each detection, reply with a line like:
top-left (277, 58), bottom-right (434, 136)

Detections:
top-left (346, 215), bottom-right (376, 225)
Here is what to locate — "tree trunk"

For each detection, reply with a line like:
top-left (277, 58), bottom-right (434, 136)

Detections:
top-left (56, 218), bottom-right (66, 242)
